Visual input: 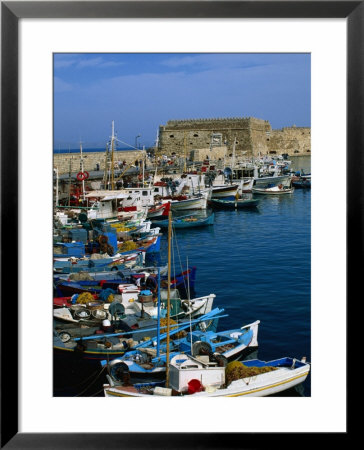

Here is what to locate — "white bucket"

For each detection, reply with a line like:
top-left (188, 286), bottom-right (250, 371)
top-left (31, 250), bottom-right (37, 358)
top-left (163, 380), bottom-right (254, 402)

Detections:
top-left (102, 319), bottom-right (111, 327)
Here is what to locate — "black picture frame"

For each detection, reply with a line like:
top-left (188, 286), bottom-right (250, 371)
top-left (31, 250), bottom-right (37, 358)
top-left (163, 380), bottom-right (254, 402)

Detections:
top-left (1, 1), bottom-right (357, 448)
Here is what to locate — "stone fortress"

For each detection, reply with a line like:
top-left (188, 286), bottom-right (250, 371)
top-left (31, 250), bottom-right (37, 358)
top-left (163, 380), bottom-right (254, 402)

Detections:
top-left (54, 116), bottom-right (310, 175)
top-left (158, 116), bottom-right (311, 160)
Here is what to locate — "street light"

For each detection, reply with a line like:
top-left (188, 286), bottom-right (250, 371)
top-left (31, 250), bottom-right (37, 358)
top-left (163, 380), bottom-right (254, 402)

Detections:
top-left (135, 134), bottom-right (141, 149)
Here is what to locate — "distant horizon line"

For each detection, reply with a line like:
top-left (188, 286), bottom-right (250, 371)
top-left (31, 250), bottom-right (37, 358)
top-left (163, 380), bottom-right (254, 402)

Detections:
top-left (53, 147), bottom-right (151, 154)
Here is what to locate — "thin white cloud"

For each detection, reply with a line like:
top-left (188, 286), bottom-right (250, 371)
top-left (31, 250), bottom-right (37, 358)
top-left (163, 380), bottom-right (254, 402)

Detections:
top-left (54, 76), bottom-right (74, 93)
top-left (54, 55), bottom-right (125, 70)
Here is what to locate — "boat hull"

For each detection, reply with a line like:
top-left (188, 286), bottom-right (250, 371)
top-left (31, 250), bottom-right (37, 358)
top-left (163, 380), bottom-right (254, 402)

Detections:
top-left (152, 214), bottom-right (214, 228)
top-left (169, 197), bottom-right (207, 210)
top-left (211, 184), bottom-right (239, 199)
top-left (252, 187), bottom-right (294, 195)
top-left (209, 198), bottom-right (260, 209)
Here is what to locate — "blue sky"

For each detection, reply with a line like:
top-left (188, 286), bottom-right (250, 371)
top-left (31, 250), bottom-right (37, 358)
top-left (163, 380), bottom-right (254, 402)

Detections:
top-left (54, 53), bottom-right (310, 150)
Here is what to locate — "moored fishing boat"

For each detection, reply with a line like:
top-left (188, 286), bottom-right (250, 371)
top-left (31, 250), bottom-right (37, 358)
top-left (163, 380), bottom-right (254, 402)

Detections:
top-left (147, 201), bottom-right (171, 219)
top-left (53, 251), bottom-right (144, 274)
top-left (291, 175), bottom-right (311, 189)
top-left (54, 308), bottom-right (223, 363)
top-left (152, 213), bottom-right (214, 228)
top-left (53, 266), bottom-right (197, 297)
top-left (168, 194), bottom-right (208, 211)
top-left (106, 319), bottom-right (260, 378)
top-left (252, 184), bottom-right (294, 195)
top-left (211, 184), bottom-right (239, 199)
top-left (209, 198), bottom-right (260, 209)
top-left (102, 354), bottom-right (310, 397)
top-left (54, 287), bottom-right (216, 324)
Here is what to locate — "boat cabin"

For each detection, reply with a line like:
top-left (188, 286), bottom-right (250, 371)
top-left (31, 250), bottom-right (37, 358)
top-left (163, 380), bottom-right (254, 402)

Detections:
top-left (168, 354), bottom-right (225, 393)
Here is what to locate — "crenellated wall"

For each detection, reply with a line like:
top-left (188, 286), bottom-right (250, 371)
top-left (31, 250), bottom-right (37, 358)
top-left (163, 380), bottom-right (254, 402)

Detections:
top-left (53, 149), bottom-right (147, 174)
top-left (158, 117), bottom-right (310, 158)
top-left (54, 119), bottom-right (311, 175)
top-left (159, 117), bottom-right (272, 157)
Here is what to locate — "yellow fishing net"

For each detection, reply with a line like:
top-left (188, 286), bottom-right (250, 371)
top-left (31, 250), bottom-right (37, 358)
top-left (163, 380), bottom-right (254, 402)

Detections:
top-left (225, 361), bottom-right (277, 385)
top-left (76, 292), bottom-right (95, 304)
top-left (111, 223), bottom-right (136, 232)
top-left (106, 294), bottom-right (114, 303)
top-left (158, 318), bottom-right (186, 339)
top-left (118, 240), bottom-right (139, 251)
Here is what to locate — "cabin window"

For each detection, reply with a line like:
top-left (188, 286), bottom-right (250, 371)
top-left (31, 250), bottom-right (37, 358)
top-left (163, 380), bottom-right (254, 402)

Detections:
top-left (154, 188), bottom-right (159, 192)
top-left (142, 191), bottom-right (148, 196)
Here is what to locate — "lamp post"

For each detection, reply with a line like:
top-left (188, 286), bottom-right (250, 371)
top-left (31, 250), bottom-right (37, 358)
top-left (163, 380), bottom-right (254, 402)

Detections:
top-left (135, 134), bottom-right (141, 149)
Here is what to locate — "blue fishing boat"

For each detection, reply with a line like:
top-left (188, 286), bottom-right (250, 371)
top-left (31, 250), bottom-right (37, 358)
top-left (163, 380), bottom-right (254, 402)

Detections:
top-left (152, 213), bottom-right (214, 228)
top-left (53, 251), bottom-right (144, 274)
top-left (292, 177), bottom-right (311, 189)
top-left (209, 198), bottom-right (260, 209)
top-left (53, 266), bottom-right (197, 297)
top-left (111, 318), bottom-right (260, 378)
top-left (53, 309), bottom-right (224, 364)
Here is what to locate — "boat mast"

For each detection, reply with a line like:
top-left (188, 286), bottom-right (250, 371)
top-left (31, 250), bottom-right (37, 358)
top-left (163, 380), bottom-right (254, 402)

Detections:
top-left (142, 147), bottom-right (145, 185)
top-left (165, 210), bottom-right (172, 387)
top-left (68, 148), bottom-right (72, 207)
top-left (156, 267), bottom-right (161, 357)
top-left (111, 120), bottom-right (115, 190)
top-left (184, 131), bottom-right (187, 172)
top-left (80, 141), bottom-right (85, 201)
top-left (232, 136), bottom-right (236, 170)
top-left (55, 167), bottom-right (59, 207)
top-left (103, 142), bottom-right (108, 189)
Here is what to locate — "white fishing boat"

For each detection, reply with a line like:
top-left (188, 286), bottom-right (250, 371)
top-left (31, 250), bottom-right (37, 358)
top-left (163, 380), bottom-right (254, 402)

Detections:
top-left (252, 184), bottom-right (294, 195)
top-left (168, 194), bottom-right (208, 211)
top-left (86, 189), bottom-right (155, 221)
top-left (116, 286), bottom-right (215, 319)
top-left (102, 354), bottom-right (310, 397)
top-left (211, 184), bottom-right (239, 199)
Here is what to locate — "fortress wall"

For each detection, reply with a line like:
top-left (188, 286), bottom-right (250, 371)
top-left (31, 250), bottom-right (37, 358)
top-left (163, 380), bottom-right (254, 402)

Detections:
top-left (53, 150), bottom-right (146, 175)
top-left (159, 117), bottom-right (271, 157)
top-left (189, 146), bottom-right (227, 162)
top-left (267, 126), bottom-right (311, 155)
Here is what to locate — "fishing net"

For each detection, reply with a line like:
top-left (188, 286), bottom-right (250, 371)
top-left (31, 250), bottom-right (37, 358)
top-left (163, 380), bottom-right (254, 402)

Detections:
top-left (118, 240), bottom-right (139, 251)
top-left (76, 292), bottom-right (95, 304)
top-left (69, 271), bottom-right (94, 281)
top-left (98, 288), bottom-right (115, 303)
top-left (158, 318), bottom-right (186, 339)
top-left (225, 361), bottom-right (277, 385)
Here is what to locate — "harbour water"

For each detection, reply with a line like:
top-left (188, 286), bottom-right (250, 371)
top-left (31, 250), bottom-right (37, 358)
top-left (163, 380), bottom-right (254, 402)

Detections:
top-left (54, 156), bottom-right (311, 397)
top-left (152, 192), bottom-right (311, 396)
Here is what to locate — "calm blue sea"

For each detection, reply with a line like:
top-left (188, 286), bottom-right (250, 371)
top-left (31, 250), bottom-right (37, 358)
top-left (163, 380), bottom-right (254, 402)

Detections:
top-left (149, 187), bottom-right (311, 396)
